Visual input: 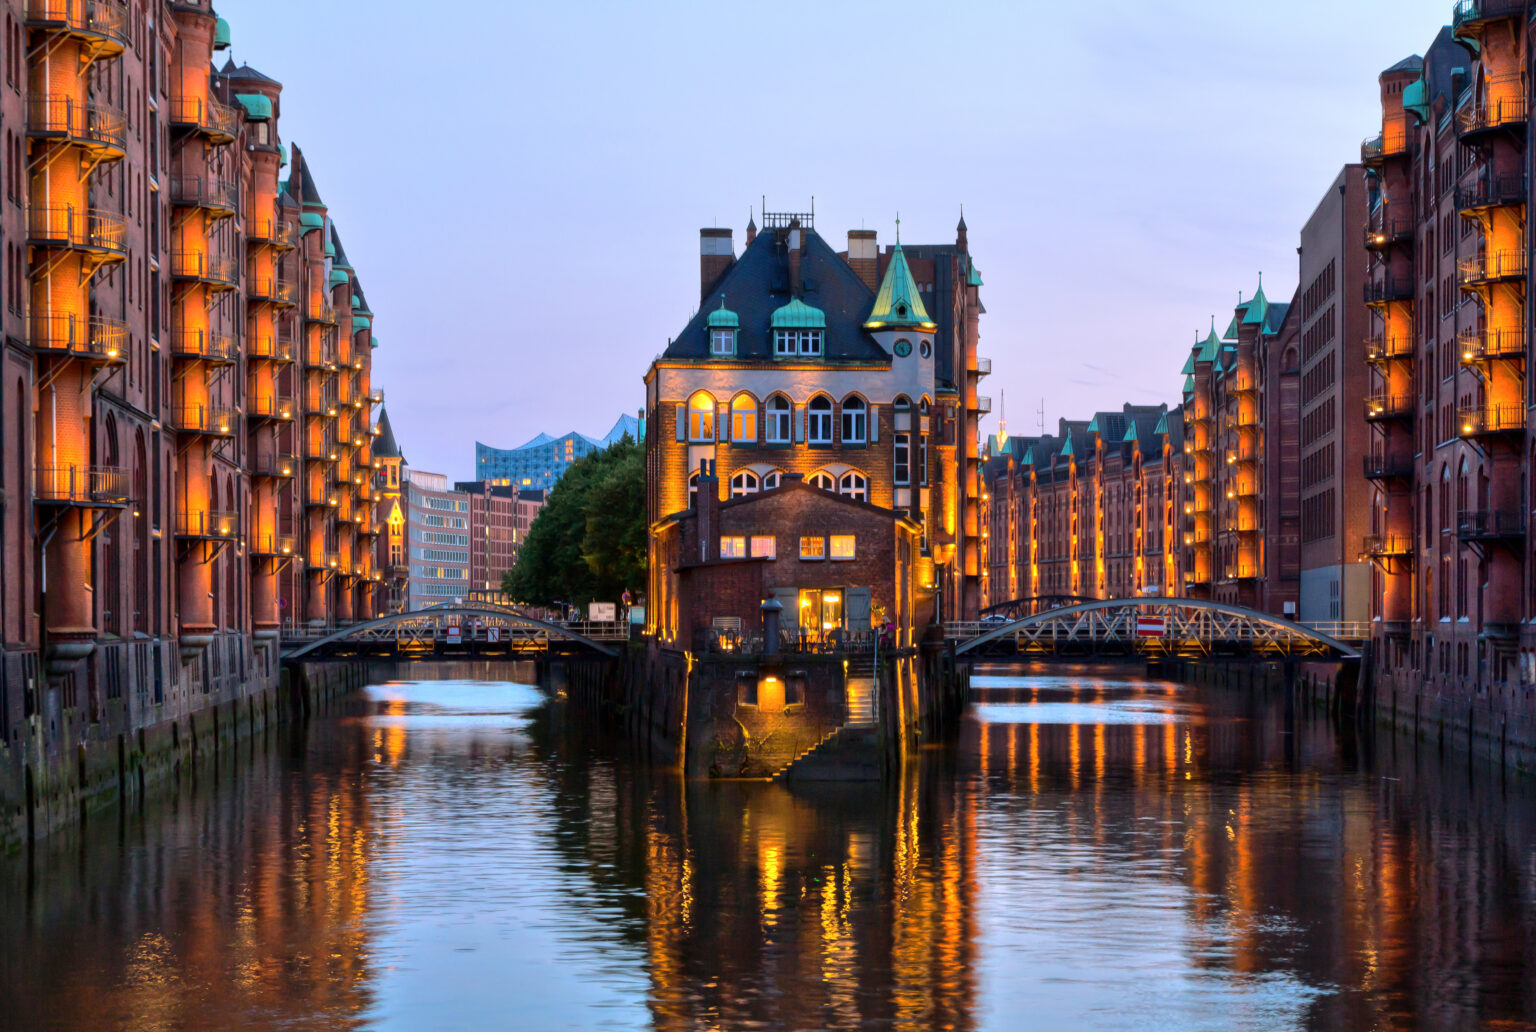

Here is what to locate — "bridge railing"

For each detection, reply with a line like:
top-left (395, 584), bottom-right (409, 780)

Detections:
top-left (696, 628), bottom-right (880, 657)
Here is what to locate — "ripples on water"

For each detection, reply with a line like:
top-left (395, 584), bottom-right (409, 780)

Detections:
top-left (1, 665), bottom-right (1533, 1031)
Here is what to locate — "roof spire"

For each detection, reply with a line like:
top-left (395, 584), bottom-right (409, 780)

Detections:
top-left (895, 212), bottom-right (901, 245)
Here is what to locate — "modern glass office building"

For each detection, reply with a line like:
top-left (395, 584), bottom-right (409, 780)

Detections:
top-left (474, 414), bottom-right (642, 491)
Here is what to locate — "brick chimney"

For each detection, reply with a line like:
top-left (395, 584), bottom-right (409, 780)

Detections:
top-left (700, 228), bottom-right (734, 302)
top-left (847, 229), bottom-right (878, 291)
top-left (787, 218), bottom-right (804, 296)
top-left (696, 458), bottom-right (721, 563)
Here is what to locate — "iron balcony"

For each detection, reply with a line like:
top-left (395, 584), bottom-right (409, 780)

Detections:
top-left (25, 0), bottom-right (131, 54)
top-left (1457, 508), bottom-right (1526, 542)
top-left (247, 217), bottom-right (298, 251)
top-left (1458, 249), bottom-right (1527, 289)
top-left (1362, 536), bottom-right (1414, 559)
top-left (250, 533), bottom-right (297, 558)
top-left (175, 509), bottom-right (239, 539)
top-left (172, 404), bottom-right (239, 436)
top-left (28, 205), bottom-right (127, 259)
top-left (1363, 453), bottom-right (1414, 480)
top-left (1364, 276), bottom-right (1415, 306)
top-left (171, 250), bottom-right (239, 290)
top-left (30, 313), bottom-right (127, 363)
top-left (247, 394), bottom-right (296, 422)
top-left (33, 464), bottom-right (129, 506)
top-left (1363, 213), bottom-right (1414, 251)
top-left (1453, 0), bottom-right (1528, 31)
top-left (1459, 327), bottom-right (1525, 365)
top-left (1457, 403), bottom-right (1524, 438)
top-left (251, 453), bottom-right (298, 478)
top-left (247, 333), bottom-right (295, 363)
top-left (1365, 394), bottom-right (1415, 422)
top-left (247, 275), bottom-right (298, 306)
top-left (170, 174), bottom-right (238, 218)
top-left (167, 95), bottom-right (241, 144)
top-left (170, 327), bottom-right (239, 364)
top-left (1361, 130), bottom-right (1409, 167)
top-left (25, 94), bottom-right (127, 158)
top-left (1365, 333), bottom-right (1414, 364)
top-left (1456, 172), bottom-right (1527, 214)
top-left (1456, 89), bottom-right (1528, 141)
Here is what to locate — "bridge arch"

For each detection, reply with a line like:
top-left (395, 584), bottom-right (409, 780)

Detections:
top-left (956, 597), bottom-right (1360, 659)
top-left (979, 594), bottom-right (1098, 620)
top-left (283, 605), bottom-right (620, 659)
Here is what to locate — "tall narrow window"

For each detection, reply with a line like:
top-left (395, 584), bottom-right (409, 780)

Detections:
top-left (919, 434), bottom-right (929, 486)
top-left (766, 395), bottom-right (791, 443)
top-left (731, 394), bottom-right (757, 443)
top-left (894, 433), bottom-right (910, 485)
top-left (687, 392), bottom-right (715, 442)
top-left (840, 396), bottom-right (867, 444)
top-left (808, 396), bottom-right (833, 444)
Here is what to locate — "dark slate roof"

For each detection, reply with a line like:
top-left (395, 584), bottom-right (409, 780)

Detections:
top-left (664, 228), bottom-right (885, 362)
top-left (288, 144), bottom-right (324, 207)
top-left (331, 224), bottom-right (352, 268)
top-left (1383, 54), bottom-right (1424, 74)
top-left (1424, 27), bottom-right (1474, 110)
top-left (374, 406), bottom-right (403, 460)
top-left (220, 59), bottom-right (282, 86)
top-left (1121, 405), bottom-right (1168, 458)
top-left (353, 280), bottom-right (371, 312)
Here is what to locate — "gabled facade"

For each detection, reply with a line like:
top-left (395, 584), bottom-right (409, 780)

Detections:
top-left (643, 209), bottom-right (987, 642)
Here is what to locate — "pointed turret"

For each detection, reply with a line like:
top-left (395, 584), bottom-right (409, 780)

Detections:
top-left (374, 406), bottom-right (403, 460)
top-left (864, 233), bottom-right (937, 332)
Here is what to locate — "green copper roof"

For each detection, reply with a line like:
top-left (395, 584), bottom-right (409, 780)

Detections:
top-left (1086, 415), bottom-right (1100, 434)
top-left (1241, 277), bottom-right (1269, 325)
top-left (1122, 421), bottom-right (1138, 444)
top-left (279, 143), bottom-right (288, 167)
top-left (771, 297), bottom-right (826, 329)
top-left (1223, 315), bottom-right (1239, 340)
top-left (323, 236), bottom-right (336, 258)
top-left (864, 243), bottom-right (937, 331)
top-left (1181, 352), bottom-right (1195, 375)
top-left (371, 335), bottom-right (379, 350)
top-left (1061, 435), bottom-right (1075, 459)
top-left (1021, 445), bottom-right (1035, 466)
top-left (1183, 374), bottom-right (1195, 394)
top-left (967, 262), bottom-right (983, 287)
top-left (299, 211), bottom-right (324, 232)
top-left (1197, 321), bottom-right (1222, 362)
top-left (213, 17), bottom-right (231, 50)
top-left (353, 314), bottom-right (371, 330)
top-left (1154, 410), bottom-right (1170, 436)
top-left (1403, 79), bottom-right (1430, 123)
top-left (706, 296), bottom-right (739, 329)
top-left (329, 269), bottom-right (350, 287)
top-left (234, 93), bottom-right (272, 120)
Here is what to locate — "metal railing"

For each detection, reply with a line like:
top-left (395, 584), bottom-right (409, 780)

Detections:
top-left (1458, 509), bottom-right (1526, 540)
top-left (305, 437), bottom-right (338, 461)
top-left (175, 509), bottom-right (239, 538)
top-left (305, 392), bottom-right (339, 417)
top-left (247, 217), bottom-right (298, 250)
top-left (1459, 327), bottom-right (1525, 364)
top-left (1362, 535), bottom-right (1413, 558)
top-left (251, 453), bottom-right (297, 478)
top-left (1364, 394), bottom-right (1414, 421)
top-left (28, 205), bottom-right (127, 255)
top-left (697, 628), bottom-right (879, 656)
top-left (25, 0), bottom-right (131, 46)
top-left (247, 394), bottom-right (296, 421)
top-left (250, 533), bottom-right (297, 557)
top-left (1301, 621), bottom-right (1371, 643)
top-left (1456, 89), bottom-right (1528, 137)
top-left (1457, 403), bottom-right (1524, 436)
top-left (168, 95), bottom-right (242, 140)
top-left (1363, 213), bottom-right (1414, 249)
top-left (974, 356), bottom-right (992, 376)
top-left (1456, 172), bottom-right (1526, 213)
top-left (171, 174), bottom-right (239, 214)
top-left (976, 395), bottom-right (992, 414)
top-left (1364, 276), bottom-right (1414, 305)
top-left (1458, 249), bottom-right (1527, 287)
top-left (1364, 334), bottom-right (1414, 363)
top-left (171, 250), bottom-right (239, 287)
top-left (247, 333), bottom-right (294, 363)
top-left (170, 326), bottom-right (239, 363)
top-left (29, 313), bottom-right (126, 361)
top-left (1453, 0), bottom-right (1528, 30)
top-left (33, 464), bottom-right (128, 504)
top-left (172, 404), bottom-right (238, 435)
top-left (1361, 129), bottom-right (1409, 164)
top-left (26, 94), bottom-right (126, 151)
top-left (307, 298), bottom-right (337, 324)
top-left (1363, 453), bottom-right (1413, 479)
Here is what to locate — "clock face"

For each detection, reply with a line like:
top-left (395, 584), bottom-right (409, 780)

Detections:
top-left (894, 339), bottom-right (912, 358)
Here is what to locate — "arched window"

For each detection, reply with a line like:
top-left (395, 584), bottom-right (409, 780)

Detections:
top-left (840, 395), bottom-right (867, 444)
top-left (688, 470), bottom-right (700, 507)
top-left (765, 394), bottom-right (792, 444)
top-left (729, 470), bottom-right (759, 498)
top-left (687, 392), bottom-right (715, 442)
top-left (731, 394), bottom-right (757, 444)
top-left (919, 396), bottom-right (930, 415)
top-left (809, 471), bottom-right (836, 491)
top-left (808, 395), bottom-right (833, 444)
top-left (839, 471), bottom-right (868, 502)
top-left (762, 470), bottom-right (782, 490)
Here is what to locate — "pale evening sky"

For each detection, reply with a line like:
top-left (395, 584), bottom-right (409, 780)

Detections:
top-left (218, 0), bottom-right (1450, 479)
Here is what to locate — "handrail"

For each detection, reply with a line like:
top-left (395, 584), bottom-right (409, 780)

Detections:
top-left (28, 204), bottom-right (127, 254)
top-left (175, 509), bottom-right (239, 537)
top-left (170, 326), bottom-right (239, 363)
top-left (33, 464), bottom-right (129, 503)
top-left (170, 174), bottom-right (239, 212)
top-left (172, 404), bottom-right (239, 434)
top-left (25, 0), bottom-right (131, 45)
top-left (171, 250), bottom-right (239, 285)
top-left (30, 313), bottom-right (126, 360)
top-left (25, 93), bottom-right (127, 150)
top-left (168, 94), bottom-right (241, 140)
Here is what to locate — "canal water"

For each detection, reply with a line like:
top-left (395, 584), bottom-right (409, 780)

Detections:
top-left (2, 665), bottom-right (1534, 1031)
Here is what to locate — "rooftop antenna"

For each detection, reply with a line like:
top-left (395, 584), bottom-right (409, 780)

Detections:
top-left (895, 212), bottom-right (901, 244)
top-left (999, 389), bottom-right (1006, 435)
top-left (1038, 397), bottom-right (1046, 436)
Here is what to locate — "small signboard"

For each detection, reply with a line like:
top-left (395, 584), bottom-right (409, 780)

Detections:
top-left (589, 602), bottom-right (617, 622)
top-left (446, 625), bottom-right (462, 645)
top-left (1136, 615), bottom-right (1167, 638)
top-left (486, 627), bottom-right (500, 644)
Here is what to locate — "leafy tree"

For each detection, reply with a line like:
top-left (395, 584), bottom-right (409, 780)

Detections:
top-left (502, 434), bottom-right (644, 608)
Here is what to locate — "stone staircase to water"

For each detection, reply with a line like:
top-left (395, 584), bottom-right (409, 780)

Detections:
top-left (774, 656), bottom-right (881, 781)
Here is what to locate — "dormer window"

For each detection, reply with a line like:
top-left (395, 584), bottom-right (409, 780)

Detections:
top-left (711, 328), bottom-right (735, 355)
top-left (774, 329), bottom-right (821, 356)
top-left (706, 297), bottom-right (739, 357)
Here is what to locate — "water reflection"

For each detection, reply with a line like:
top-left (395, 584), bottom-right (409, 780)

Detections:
top-left (0, 667), bottom-right (1533, 1030)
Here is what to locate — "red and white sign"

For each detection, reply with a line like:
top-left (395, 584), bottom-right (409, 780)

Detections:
top-left (1136, 615), bottom-right (1167, 638)
top-left (486, 627), bottom-right (500, 644)
top-left (446, 625), bottom-right (462, 645)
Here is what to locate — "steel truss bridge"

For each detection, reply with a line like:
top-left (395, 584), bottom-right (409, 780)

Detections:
top-left (979, 594), bottom-right (1098, 621)
top-left (951, 598), bottom-right (1361, 661)
top-left (281, 603), bottom-right (624, 660)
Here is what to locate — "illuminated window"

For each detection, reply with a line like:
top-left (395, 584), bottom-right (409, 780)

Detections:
top-left (766, 394), bottom-right (792, 443)
top-left (729, 470), bottom-right (759, 498)
top-left (687, 392), bottom-right (715, 442)
top-left (830, 535), bottom-right (855, 560)
top-left (809, 471), bottom-right (836, 491)
top-left (839, 471), bottom-right (868, 502)
top-left (808, 396), bottom-right (833, 444)
top-left (762, 470), bottom-right (782, 490)
top-left (840, 395), bottom-right (867, 443)
top-left (800, 535), bottom-right (825, 560)
top-left (721, 536), bottom-right (747, 558)
top-left (731, 394), bottom-right (757, 443)
top-left (750, 535), bottom-right (776, 559)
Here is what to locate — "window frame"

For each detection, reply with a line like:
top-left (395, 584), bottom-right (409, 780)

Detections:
top-left (830, 534), bottom-right (856, 561)
top-left (729, 469), bottom-right (759, 498)
top-left (894, 432), bottom-right (910, 485)
top-left (687, 392), bottom-right (715, 442)
top-left (710, 327), bottom-right (735, 356)
top-left (807, 395), bottom-right (833, 444)
top-left (799, 535), bottom-right (826, 560)
top-left (720, 535), bottom-right (747, 559)
top-left (840, 395), bottom-right (867, 445)
top-left (730, 395), bottom-right (757, 443)
top-left (808, 471), bottom-right (836, 491)
top-left (750, 535), bottom-right (776, 559)
top-left (765, 395), bottom-right (792, 443)
top-left (839, 471), bottom-right (868, 502)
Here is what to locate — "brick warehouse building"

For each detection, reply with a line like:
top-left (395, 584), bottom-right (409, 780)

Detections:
top-left (981, 405), bottom-right (1185, 610)
top-left (0, 2), bottom-right (387, 841)
top-left (644, 208), bottom-right (988, 642)
top-left (1363, 6), bottom-right (1536, 725)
